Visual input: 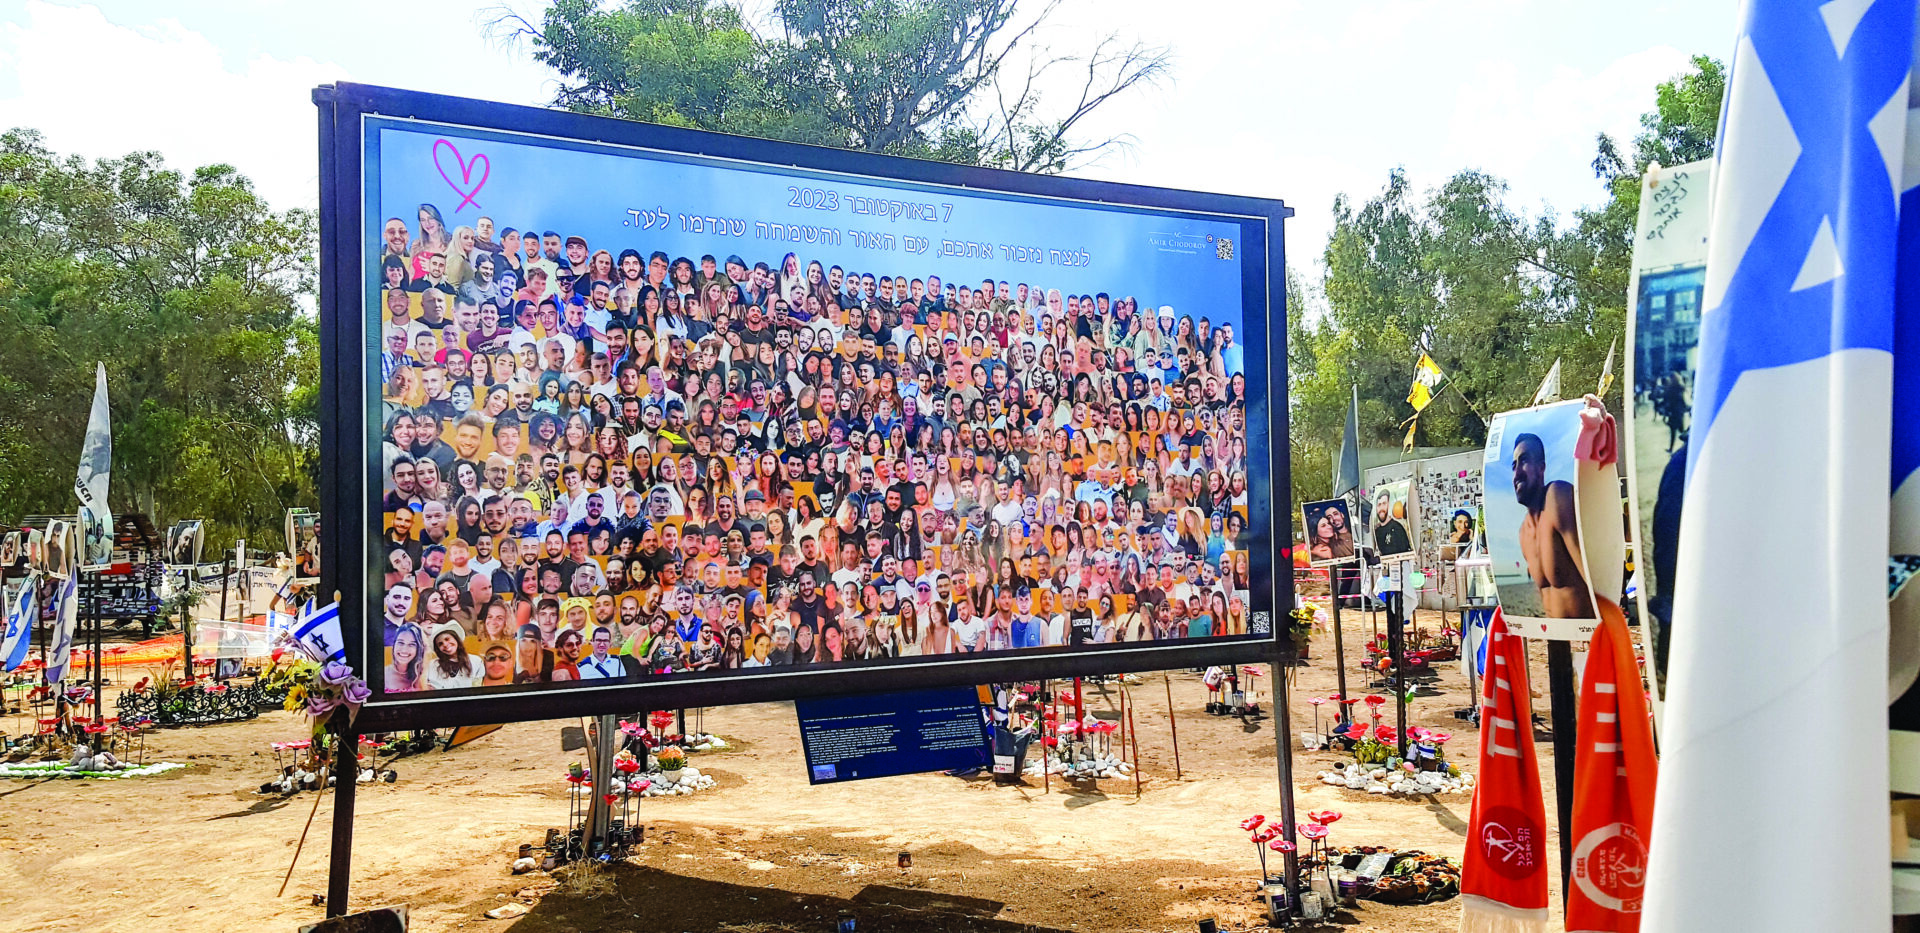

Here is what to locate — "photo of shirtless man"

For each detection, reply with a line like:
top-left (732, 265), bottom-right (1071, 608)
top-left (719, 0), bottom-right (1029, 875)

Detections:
top-left (1509, 432), bottom-right (1593, 619)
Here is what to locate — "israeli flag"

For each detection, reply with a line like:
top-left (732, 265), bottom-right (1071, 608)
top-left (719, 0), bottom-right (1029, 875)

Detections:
top-left (1, 573), bottom-right (35, 672)
top-left (291, 599), bottom-right (346, 664)
top-left (43, 575), bottom-right (78, 685)
top-left (1644, 3), bottom-right (1915, 929)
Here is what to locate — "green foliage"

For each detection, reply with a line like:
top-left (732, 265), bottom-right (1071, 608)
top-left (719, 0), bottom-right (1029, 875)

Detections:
top-left (1289, 56), bottom-right (1723, 504)
top-left (0, 129), bottom-right (317, 553)
top-left (499, 0), bottom-right (1169, 172)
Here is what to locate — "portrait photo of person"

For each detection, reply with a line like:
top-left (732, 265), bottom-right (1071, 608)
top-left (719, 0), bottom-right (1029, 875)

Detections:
top-left (1300, 498), bottom-right (1356, 566)
top-left (167, 520), bottom-right (204, 567)
top-left (42, 520), bottom-right (72, 579)
top-left (366, 148), bottom-right (1262, 700)
top-left (1369, 480), bottom-right (1413, 559)
top-left (1483, 400), bottom-right (1597, 630)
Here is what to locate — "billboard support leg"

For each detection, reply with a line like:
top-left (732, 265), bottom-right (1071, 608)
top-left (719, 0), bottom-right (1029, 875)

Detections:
top-left (1272, 651), bottom-right (1300, 913)
top-left (326, 720), bottom-right (359, 918)
top-left (590, 714), bottom-right (616, 853)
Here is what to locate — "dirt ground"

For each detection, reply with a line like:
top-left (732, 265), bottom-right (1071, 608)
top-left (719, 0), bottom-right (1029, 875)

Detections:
top-left (0, 604), bottom-right (1582, 933)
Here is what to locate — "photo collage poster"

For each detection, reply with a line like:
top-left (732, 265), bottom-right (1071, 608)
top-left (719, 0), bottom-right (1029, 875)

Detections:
top-left (364, 117), bottom-right (1267, 700)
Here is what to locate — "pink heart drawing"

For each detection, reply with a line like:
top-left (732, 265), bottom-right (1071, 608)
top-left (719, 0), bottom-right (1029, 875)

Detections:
top-left (432, 139), bottom-right (489, 211)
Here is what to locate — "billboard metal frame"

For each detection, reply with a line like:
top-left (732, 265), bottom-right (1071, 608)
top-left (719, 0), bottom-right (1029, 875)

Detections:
top-left (316, 81), bottom-right (1296, 733)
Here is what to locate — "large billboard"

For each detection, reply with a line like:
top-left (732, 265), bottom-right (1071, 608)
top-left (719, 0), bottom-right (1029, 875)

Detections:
top-left (316, 83), bottom-right (1292, 729)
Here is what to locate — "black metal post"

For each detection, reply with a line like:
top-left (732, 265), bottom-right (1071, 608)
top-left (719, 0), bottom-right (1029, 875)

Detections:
top-left (1387, 583), bottom-right (1408, 759)
top-left (1330, 566), bottom-right (1348, 716)
top-left (1270, 646), bottom-right (1299, 913)
top-left (1546, 641), bottom-right (1578, 900)
top-left (326, 719), bottom-right (359, 917)
top-left (89, 577), bottom-right (101, 724)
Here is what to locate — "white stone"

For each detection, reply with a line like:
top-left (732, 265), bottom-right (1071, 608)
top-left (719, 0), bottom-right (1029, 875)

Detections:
top-left (1367, 784), bottom-right (1389, 794)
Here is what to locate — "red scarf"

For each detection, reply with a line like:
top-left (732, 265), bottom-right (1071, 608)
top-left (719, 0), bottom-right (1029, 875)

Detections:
top-left (1461, 608), bottom-right (1549, 932)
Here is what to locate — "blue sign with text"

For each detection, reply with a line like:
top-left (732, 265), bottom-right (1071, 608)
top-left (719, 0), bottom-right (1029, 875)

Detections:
top-left (796, 686), bottom-right (990, 784)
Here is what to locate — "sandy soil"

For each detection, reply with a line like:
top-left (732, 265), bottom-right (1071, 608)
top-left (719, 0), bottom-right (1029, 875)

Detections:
top-left (0, 603), bottom-right (1579, 933)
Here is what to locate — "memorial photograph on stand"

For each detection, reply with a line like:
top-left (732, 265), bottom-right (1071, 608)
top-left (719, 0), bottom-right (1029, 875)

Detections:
top-left (1482, 399), bottom-right (1597, 639)
top-left (1301, 497), bottom-right (1356, 566)
top-left (1368, 478), bottom-right (1414, 560)
top-left (320, 84), bottom-right (1290, 726)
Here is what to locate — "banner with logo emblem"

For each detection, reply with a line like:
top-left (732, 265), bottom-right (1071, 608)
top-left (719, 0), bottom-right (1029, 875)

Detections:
top-left (1460, 607), bottom-right (1548, 933)
top-left (1566, 599), bottom-right (1657, 932)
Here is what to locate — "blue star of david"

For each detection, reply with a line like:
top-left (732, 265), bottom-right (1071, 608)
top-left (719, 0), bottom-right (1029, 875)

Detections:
top-left (1690, 0), bottom-right (1914, 483)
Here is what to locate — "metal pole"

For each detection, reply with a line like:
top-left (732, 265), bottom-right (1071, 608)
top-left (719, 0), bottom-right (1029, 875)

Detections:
top-left (1388, 579), bottom-right (1408, 760)
top-left (1163, 672), bottom-right (1182, 780)
top-left (206, 552), bottom-right (230, 681)
top-left (590, 714), bottom-right (616, 854)
top-left (1272, 649), bottom-right (1300, 913)
top-left (1045, 679), bottom-right (1054, 794)
top-left (326, 720), bottom-right (359, 917)
top-left (1547, 641), bottom-right (1578, 900)
top-left (89, 579), bottom-right (101, 724)
top-left (1330, 565), bottom-right (1349, 713)
top-left (236, 540), bottom-right (248, 624)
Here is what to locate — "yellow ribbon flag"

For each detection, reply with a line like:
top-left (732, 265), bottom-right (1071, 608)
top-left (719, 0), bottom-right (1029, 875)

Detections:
top-left (1407, 353), bottom-right (1445, 412)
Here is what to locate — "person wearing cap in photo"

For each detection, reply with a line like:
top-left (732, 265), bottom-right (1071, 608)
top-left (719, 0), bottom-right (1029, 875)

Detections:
top-left (513, 622), bottom-right (555, 684)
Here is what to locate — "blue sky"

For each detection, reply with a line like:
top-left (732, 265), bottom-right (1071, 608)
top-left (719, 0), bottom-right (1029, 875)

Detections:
top-left (0, 0), bottom-right (1740, 270)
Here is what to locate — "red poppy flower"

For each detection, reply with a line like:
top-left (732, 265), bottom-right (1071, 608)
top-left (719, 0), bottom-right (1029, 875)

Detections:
top-left (1308, 810), bottom-right (1342, 825)
top-left (1299, 823), bottom-right (1330, 841)
top-left (1269, 839), bottom-right (1297, 853)
top-left (1240, 815), bottom-right (1266, 832)
top-left (1375, 725), bottom-right (1396, 742)
top-left (1254, 825), bottom-right (1283, 844)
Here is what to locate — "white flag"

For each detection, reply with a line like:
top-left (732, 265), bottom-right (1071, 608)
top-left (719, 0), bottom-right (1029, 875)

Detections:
top-left (292, 599), bottom-right (346, 664)
top-left (43, 575), bottom-right (78, 685)
top-left (1642, 6), bottom-right (1913, 929)
top-left (1, 573), bottom-right (35, 672)
top-left (75, 363), bottom-right (112, 570)
top-left (1528, 358), bottom-right (1561, 406)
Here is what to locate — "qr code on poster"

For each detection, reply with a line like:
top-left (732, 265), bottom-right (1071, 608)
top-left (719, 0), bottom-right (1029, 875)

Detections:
top-left (1251, 610), bottom-right (1270, 634)
top-left (1216, 237), bottom-right (1234, 260)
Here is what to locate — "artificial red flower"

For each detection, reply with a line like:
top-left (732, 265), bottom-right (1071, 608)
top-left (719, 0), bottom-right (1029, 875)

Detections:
top-left (1269, 839), bottom-right (1297, 853)
top-left (1299, 823), bottom-right (1330, 841)
top-left (1240, 815), bottom-right (1267, 832)
top-left (1308, 810), bottom-right (1342, 825)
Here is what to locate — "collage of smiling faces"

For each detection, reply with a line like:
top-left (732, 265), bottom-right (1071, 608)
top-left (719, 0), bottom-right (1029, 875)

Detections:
top-left (374, 201), bottom-right (1255, 694)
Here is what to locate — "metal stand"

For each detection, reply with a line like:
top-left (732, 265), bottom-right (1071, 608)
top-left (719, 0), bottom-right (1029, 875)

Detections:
top-left (1386, 583), bottom-right (1408, 759)
top-left (1330, 564), bottom-right (1349, 716)
top-left (1546, 641), bottom-right (1577, 900)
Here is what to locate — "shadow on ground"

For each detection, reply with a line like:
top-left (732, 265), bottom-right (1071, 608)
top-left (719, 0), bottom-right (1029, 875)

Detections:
top-left (487, 862), bottom-right (1075, 933)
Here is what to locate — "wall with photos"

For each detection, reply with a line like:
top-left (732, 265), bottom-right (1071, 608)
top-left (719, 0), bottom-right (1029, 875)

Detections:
top-left (1360, 452), bottom-right (1484, 610)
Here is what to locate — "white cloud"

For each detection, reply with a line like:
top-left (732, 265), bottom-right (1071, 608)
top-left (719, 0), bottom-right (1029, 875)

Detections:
top-left (0, 1), bottom-right (343, 211)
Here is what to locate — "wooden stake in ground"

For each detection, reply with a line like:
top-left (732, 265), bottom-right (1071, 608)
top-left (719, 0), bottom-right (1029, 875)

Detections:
top-left (278, 757), bottom-right (329, 899)
top-left (1164, 672), bottom-right (1182, 780)
top-left (1126, 689), bottom-right (1142, 799)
